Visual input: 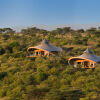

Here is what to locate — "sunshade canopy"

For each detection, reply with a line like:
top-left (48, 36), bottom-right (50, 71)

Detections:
top-left (28, 39), bottom-right (62, 52)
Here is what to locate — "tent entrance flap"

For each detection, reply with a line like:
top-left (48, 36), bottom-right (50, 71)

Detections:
top-left (84, 61), bottom-right (89, 67)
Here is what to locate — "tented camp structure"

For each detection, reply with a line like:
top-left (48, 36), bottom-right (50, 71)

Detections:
top-left (68, 48), bottom-right (100, 69)
top-left (27, 39), bottom-right (62, 58)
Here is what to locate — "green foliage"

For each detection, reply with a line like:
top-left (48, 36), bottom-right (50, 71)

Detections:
top-left (0, 72), bottom-right (7, 80)
top-left (73, 36), bottom-right (83, 45)
top-left (36, 72), bottom-right (48, 82)
top-left (0, 27), bottom-right (100, 100)
top-left (9, 41), bottom-right (19, 48)
top-left (45, 88), bottom-right (84, 100)
top-left (0, 46), bottom-right (5, 55)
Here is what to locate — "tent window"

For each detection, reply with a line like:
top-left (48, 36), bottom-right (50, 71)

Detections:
top-left (41, 51), bottom-right (44, 55)
top-left (91, 63), bottom-right (94, 67)
top-left (84, 61), bottom-right (89, 67)
top-left (77, 62), bottom-right (81, 64)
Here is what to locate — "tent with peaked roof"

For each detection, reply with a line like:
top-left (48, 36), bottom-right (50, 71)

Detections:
top-left (27, 39), bottom-right (62, 57)
top-left (68, 48), bottom-right (100, 69)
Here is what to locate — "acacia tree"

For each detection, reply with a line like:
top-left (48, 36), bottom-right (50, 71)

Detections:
top-left (56, 28), bottom-right (63, 34)
top-left (63, 27), bottom-right (71, 33)
top-left (86, 27), bottom-right (97, 34)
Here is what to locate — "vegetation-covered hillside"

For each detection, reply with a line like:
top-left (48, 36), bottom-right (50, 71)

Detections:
top-left (0, 27), bottom-right (100, 100)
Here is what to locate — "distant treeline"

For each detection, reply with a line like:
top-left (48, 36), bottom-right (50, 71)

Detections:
top-left (0, 26), bottom-right (100, 35)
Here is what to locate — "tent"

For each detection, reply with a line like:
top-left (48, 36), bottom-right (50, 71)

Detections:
top-left (68, 48), bottom-right (100, 69)
top-left (27, 39), bottom-right (62, 57)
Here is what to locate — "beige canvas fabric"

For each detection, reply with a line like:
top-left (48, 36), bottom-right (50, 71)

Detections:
top-left (28, 39), bottom-right (62, 52)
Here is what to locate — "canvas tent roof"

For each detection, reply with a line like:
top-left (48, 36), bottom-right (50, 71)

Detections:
top-left (28, 39), bottom-right (62, 52)
top-left (68, 48), bottom-right (100, 64)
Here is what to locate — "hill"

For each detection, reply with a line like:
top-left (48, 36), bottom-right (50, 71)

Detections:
top-left (0, 27), bottom-right (100, 100)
